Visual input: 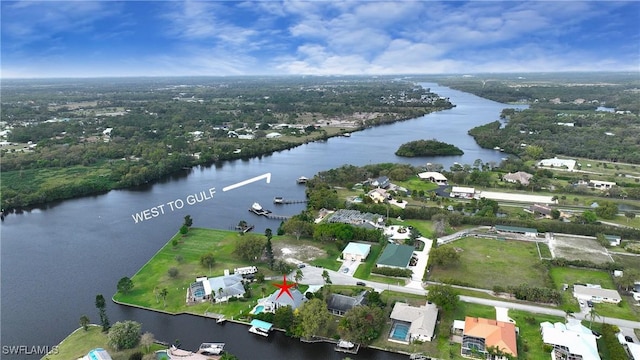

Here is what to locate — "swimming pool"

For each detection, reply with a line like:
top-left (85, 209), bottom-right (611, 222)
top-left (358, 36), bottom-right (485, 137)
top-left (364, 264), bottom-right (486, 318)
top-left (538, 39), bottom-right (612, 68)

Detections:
top-left (253, 305), bottom-right (265, 314)
top-left (155, 350), bottom-right (170, 360)
top-left (390, 322), bottom-right (410, 342)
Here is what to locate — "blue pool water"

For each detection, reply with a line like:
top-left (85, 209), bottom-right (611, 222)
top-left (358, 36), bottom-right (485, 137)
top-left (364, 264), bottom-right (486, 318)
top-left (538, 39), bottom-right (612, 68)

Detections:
top-left (193, 288), bottom-right (205, 297)
top-left (254, 305), bottom-right (264, 314)
top-left (390, 323), bottom-right (410, 341)
top-left (155, 350), bottom-right (170, 360)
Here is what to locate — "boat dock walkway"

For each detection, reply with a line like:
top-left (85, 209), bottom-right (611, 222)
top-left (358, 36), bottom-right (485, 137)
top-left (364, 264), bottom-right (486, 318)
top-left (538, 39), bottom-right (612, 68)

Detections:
top-left (273, 197), bottom-right (308, 205)
top-left (249, 207), bottom-right (291, 220)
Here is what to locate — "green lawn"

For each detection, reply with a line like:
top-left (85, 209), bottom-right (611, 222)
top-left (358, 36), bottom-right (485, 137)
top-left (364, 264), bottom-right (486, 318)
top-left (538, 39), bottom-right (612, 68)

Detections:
top-left (353, 243), bottom-right (383, 279)
top-left (429, 237), bottom-right (551, 290)
top-left (43, 325), bottom-right (165, 360)
top-left (549, 267), bottom-right (615, 289)
top-left (113, 228), bottom-right (339, 317)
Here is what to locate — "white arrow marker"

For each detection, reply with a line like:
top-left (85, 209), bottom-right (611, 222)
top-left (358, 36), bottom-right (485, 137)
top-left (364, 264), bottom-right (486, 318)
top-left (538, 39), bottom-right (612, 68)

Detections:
top-left (222, 173), bottom-right (271, 192)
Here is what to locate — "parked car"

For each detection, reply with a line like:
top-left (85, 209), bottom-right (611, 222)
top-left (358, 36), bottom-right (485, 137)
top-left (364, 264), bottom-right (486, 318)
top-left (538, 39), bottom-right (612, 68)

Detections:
top-left (297, 264), bottom-right (306, 269)
top-left (356, 281), bottom-right (366, 286)
top-left (342, 268), bottom-right (349, 273)
top-left (625, 336), bottom-right (634, 343)
top-left (587, 300), bottom-right (594, 308)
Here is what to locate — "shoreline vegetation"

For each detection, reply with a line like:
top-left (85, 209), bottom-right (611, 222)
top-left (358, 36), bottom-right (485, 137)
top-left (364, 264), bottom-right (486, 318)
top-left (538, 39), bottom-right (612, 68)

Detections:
top-left (395, 139), bottom-right (464, 157)
top-left (1, 77), bottom-right (454, 211)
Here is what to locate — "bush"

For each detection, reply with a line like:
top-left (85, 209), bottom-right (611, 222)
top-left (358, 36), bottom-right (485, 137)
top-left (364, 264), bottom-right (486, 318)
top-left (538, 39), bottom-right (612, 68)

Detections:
top-left (370, 267), bottom-right (412, 278)
top-left (128, 352), bottom-right (143, 360)
top-left (168, 267), bottom-right (179, 278)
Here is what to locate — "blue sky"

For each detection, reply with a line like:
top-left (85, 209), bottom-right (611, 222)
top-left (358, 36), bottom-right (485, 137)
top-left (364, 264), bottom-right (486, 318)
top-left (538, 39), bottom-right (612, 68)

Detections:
top-left (2, 1), bottom-right (639, 78)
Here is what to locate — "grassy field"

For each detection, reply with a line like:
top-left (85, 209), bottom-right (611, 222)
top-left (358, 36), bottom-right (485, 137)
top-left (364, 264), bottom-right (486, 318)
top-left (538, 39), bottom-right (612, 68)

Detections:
top-left (43, 325), bottom-right (165, 360)
top-left (549, 267), bottom-right (615, 289)
top-left (429, 237), bottom-right (551, 290)
top-left (112, 228), bottom-right (337, 317)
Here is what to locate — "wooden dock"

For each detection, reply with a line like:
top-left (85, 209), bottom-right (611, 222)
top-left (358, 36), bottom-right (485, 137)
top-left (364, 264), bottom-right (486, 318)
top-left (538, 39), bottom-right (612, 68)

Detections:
top-left (273, 197), bottom-right (307, 205)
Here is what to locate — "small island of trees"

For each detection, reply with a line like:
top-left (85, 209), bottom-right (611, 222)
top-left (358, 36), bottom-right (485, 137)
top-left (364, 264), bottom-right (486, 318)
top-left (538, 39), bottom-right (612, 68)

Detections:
top-left (395, 139), bottom-right (464, 157)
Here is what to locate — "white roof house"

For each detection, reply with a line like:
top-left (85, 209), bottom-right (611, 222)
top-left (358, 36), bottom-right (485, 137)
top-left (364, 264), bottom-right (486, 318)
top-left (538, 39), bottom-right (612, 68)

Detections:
top-left (574, 284), bottom-right (621, 304)
top-left (503, 171), bottom-right (533, 186)
top-left (342, 242), bottom-right (372, 262)
top-left (538, 157), bottom-right (576, 171)
top-left (589, 180), bottom-right (616, 189)
top-left (389, 302), bottom-right (439, 342)
top-left (450, 186), bottom-right (475, 198)
top-left (541, 320), bottom-right (600, 360)
top-left (417, 172), bottom-right (448, 185)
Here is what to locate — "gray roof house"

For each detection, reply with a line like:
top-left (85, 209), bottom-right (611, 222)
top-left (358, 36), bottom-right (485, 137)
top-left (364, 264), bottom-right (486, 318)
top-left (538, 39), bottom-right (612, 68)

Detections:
top-left (327, 291), bottom-right (368, 316)
top-left (389, 302), bottom-right (439, 343)
top-left (573, 285), bottom-right (621, 304)
top-left (258, 288), bottom-right (307, 313)
top-left (188, 274), bottom-right (246, 303)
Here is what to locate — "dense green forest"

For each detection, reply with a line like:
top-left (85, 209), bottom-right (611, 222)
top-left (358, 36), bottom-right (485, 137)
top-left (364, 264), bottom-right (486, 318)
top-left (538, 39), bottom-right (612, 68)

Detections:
top-left (395, 139), bottom-right (463, 157)
top-left (0, 77), bottom-right (453, 210)
top-left (468, 108), bottom-right (640, 163)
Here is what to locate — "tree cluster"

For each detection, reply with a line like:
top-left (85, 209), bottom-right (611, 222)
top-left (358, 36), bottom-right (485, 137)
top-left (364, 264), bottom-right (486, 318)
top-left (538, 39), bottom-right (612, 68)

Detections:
top-left (395, 139), bottom-right (463, 157)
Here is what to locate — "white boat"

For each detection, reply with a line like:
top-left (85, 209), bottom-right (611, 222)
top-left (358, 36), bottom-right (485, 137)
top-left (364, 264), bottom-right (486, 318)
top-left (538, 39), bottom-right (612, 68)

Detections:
top-left (337, 340), bottom-right (355, 349)
top-left (198, 343), bottom-right (225, 355)
top-left (251, 202), bottom-right (263, 211)
top-left (296, 176), bottom-right (308, 184)
top-left (248, 326), bottom-right (270, 337)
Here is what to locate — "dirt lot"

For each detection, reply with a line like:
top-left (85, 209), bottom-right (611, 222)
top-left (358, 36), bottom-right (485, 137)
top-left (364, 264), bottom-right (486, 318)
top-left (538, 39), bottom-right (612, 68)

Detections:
top-left (548, 234), bottom-right (613, 264)
top-left (273, 242), bottom-right (327, 264)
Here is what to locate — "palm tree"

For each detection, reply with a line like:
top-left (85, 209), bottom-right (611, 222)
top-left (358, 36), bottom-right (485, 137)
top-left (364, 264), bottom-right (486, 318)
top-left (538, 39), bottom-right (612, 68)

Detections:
top-left (160, 288), bottom-right (168, 308)
top-left (210, 290), bottom-right (216, 303)
top-left (79, 314), bottom-right (90, 331)
top-left (588, 306), bottom-right (601, 329)
top-left (219, 287), bottom-right (224, 302)
top-left (294, 269), bottom-right (303, 284)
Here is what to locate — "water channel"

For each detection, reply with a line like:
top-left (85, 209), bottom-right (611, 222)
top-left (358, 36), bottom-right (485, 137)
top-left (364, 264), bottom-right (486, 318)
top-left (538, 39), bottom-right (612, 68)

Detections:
top-left (0, 83), bottom-right (526, 359)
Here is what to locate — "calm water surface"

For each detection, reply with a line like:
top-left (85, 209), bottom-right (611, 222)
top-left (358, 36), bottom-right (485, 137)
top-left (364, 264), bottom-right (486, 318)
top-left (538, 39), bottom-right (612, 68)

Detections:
top-left (0, 84), bottom-right (525, 359)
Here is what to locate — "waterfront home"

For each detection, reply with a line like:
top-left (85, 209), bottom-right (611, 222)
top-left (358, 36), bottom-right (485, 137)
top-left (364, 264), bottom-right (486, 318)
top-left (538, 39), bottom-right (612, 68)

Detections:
top-left (540, 320), bottom-right (600, 360)
top-left (389, 301), bottom-right (439, 343)
top-left (254, 288), bottom-right (306, 313)
top-left (188, 274), bottom-right (246, 303)
top-left (460, 317), bottom-right (518, 359)
top-left (327, 291), bottom-right (368, 316)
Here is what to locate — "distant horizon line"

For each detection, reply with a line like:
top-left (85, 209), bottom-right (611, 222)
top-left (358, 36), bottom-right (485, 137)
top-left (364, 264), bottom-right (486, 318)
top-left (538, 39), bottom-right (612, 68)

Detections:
top-left (2, 70), bottom-right (638, 81)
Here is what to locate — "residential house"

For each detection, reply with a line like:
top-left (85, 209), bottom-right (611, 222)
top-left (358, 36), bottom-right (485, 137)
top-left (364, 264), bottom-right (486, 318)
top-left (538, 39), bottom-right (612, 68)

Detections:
top-left (342, 242), bottom-right (372, 262)
top-left (461, 317), bottom-right (518, 359)
top-left (371, 176), bottom-right (390, 189)
top-left (257, 288), bottom-right (306, 313)
top-left (503, 171), bottom-right (533, 186)
top-left (494, 225), bottom-right (538, 238)
top-left (573, 285), bottom-right (621, 304)
top-left (589, 180), bottom-right (616, 190)
top-left (540, 320), bottom-right (600, 360)
top-left (529, 204), bottom-right (553, 218)
top-left (188, 274), bottom-right (246, 303)
top-left (450, 186), bottom-right (476, 199)
top-left (389, 302), bottom-right (439, 343)
top-left (327, 291), bottom-right (367, 316)
top-left (417, 172), bottom-right (448, 185)
top-left (368, 188), bottom-right (390, 203)
top-left (376, 243), bottom-right (414, 269)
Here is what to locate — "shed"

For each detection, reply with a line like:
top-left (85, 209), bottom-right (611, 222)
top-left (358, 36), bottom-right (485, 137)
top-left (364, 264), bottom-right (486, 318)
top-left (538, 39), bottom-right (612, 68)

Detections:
top-left (494, 225), bottom-right (538, 237)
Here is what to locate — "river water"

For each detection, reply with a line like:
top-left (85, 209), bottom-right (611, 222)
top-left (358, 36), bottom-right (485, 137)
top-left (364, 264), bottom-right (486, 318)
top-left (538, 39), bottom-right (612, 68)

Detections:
top-left (0, 83), bottom-right (525, 359)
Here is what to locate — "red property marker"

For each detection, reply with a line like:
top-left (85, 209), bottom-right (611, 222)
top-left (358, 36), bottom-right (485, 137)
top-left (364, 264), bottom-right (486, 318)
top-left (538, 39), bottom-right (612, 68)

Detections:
top-left (273, 274), bottom-right (296, 300)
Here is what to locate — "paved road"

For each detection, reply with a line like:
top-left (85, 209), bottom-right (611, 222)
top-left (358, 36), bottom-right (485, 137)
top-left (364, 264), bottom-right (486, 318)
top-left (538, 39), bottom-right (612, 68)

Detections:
top-left (297, 265), bottom-right (640, 330)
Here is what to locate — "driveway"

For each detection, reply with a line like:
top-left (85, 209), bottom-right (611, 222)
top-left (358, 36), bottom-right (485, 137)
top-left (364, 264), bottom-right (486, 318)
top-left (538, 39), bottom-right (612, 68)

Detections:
top-left (406, 237), bottom-right (431, 289)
